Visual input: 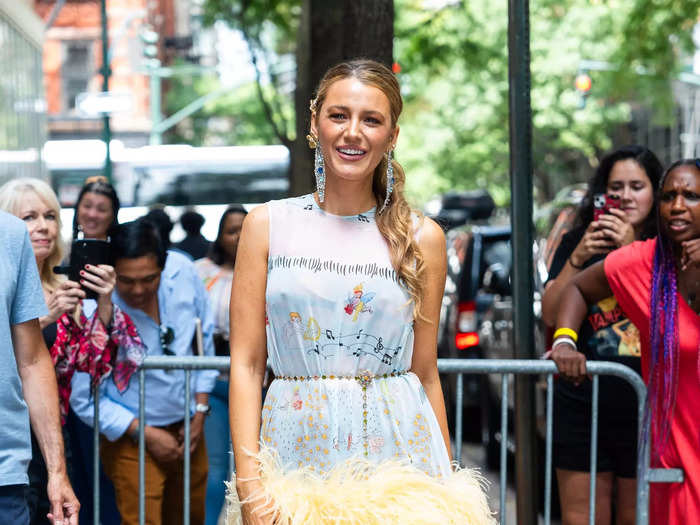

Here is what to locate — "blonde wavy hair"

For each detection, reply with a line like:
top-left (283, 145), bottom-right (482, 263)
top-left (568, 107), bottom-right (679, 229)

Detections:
top-left (0, 177), bottom-right (64, 291)
top-left (311, 59), bottom-right (426, 319)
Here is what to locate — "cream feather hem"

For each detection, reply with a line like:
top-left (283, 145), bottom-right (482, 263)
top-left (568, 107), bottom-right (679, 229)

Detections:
top-left (225, 447), bottom-right (496, 525)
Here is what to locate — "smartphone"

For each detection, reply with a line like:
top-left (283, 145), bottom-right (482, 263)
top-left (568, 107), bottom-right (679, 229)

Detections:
top-left (54, 239), bottom-right (113, 300)
top-left (593, 193), bottom-right (621, 222)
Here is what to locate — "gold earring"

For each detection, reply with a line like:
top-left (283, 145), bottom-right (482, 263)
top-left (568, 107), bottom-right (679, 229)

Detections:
top-left (306, 134), bottom-right (318, 149)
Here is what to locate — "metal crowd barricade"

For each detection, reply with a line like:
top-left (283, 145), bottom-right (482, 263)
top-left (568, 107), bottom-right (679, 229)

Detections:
top-left (89, 357), bottom-right (684, 525)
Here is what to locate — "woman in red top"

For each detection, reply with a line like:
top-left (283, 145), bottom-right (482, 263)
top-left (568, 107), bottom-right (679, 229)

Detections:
top-left (552, 159), bottom-right (700, 523)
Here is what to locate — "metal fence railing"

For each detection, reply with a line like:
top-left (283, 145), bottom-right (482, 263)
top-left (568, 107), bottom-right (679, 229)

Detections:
top-left (88, 357), bottom-right (684, 525)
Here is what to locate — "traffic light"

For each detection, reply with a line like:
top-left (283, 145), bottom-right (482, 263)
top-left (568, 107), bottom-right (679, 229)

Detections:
top-left (575, 71), bottom-right (591, 109)
top-left (140, 26), bottom-right (160, 68)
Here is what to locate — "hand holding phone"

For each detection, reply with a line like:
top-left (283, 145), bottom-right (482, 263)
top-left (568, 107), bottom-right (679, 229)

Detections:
top-left (592, 193), bottom-right (621, 222)
top-left (54, 239), bottom-right (113, 300)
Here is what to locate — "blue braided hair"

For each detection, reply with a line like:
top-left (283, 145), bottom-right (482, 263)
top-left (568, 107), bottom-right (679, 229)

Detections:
top-left (643, 158), bottom-right (699, 463)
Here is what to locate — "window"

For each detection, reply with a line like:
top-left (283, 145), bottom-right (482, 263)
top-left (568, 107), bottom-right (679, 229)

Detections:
top-left (62, 40), bottom-right (93, 112)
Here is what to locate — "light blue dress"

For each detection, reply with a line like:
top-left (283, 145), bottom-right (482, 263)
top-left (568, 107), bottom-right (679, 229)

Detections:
top-left (262, 194), bottom-right (452, 477)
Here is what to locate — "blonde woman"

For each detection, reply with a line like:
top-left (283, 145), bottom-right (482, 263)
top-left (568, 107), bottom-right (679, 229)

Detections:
top-left (0, 178), bottom-right (142, 525)
top-left (227, 60), bottom-right (493, 524)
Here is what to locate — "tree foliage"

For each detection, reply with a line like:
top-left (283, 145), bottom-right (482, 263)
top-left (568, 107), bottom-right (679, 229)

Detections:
top-left (394, 0), bottom-right (700, 205)
top-left (189, 0), bottom-right (700, 204)
top-left (164, 74), bottom-right (285, 146)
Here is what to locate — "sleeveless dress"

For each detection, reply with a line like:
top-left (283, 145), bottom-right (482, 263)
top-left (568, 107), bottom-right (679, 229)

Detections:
top-left (226, 194), bottom-right (494, 525)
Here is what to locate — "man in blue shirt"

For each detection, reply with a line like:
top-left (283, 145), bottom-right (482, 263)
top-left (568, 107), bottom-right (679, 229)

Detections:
top-left (71, 219), bottom-right (217, 525)
top-left (0, 210), bottom-right (79, 525)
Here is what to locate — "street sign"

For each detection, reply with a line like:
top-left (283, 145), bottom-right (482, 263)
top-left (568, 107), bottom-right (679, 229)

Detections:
top-left (76, 91), bottom-right (133, 116)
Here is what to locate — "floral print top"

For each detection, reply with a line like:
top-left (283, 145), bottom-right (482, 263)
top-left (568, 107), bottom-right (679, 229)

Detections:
top-left (261, 194), bottom-right (451, 477)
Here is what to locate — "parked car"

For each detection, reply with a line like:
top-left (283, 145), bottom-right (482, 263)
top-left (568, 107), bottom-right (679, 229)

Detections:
top-left (438, 223), bottom-right (546, 467)
top-left (431, 190), bottom-right (496, 231)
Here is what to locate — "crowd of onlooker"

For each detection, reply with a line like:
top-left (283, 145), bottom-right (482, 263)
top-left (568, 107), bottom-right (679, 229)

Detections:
top-left (1, 139), bottom-right (699, 525)
top-left (0, 175), bottom-right (246, 525)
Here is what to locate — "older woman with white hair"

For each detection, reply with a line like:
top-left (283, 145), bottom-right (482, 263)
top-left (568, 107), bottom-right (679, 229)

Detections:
top-left (0, 178), bottom-right (144, 525)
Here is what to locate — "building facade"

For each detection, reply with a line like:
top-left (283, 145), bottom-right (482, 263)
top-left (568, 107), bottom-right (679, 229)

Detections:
top-left (0, 0), bottom-right (47, 183)
top-left (33, 0), bottom-right (209, 146)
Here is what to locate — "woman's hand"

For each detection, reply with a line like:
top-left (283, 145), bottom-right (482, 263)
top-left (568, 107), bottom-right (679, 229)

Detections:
top-left (551, 342), bottom-right (587, 386)
top-left (237, 479), bottom-right (278, 525)
top-left (80, 264), bottom-right (116, 326)
top-left (79, 264), bottom-right (116, 298)
top-left (681, 239), bottom-right (700, 270)
top-left (44, 281), bottom-right (85, 325)
top-left (569, 222), bottom-right (616, 267)
top-left (595, 208), bottom-right (635, 248)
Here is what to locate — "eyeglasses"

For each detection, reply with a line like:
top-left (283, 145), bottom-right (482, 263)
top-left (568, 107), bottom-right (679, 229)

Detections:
top-left (160, 325), bottom-right (175, 356)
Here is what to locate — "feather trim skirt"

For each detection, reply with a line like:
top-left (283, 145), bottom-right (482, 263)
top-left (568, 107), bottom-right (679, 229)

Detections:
top-left (225, 448), bottom-right (496, 525)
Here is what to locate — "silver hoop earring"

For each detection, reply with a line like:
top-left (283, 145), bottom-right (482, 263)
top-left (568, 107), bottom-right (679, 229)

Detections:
top-left (314, 144), bottom-right (325, 202)
top-left (379, 150), bottom-right (394, 213)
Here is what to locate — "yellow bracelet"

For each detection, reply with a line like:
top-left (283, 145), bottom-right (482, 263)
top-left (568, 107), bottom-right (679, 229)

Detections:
top-left (553, 327), bottom-right (578, 343)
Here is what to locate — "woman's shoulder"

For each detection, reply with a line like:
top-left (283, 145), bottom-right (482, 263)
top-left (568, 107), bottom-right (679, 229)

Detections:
top-left (561, 224), bottom-right (587, 246)
top-left (617, 237), bottom-right (656, 260)
top-left (267, 193), bottom-right (315, 211)
top-left (606, 238), bottom-right (656, 276)
top-left (415, 215), bottom-right (445, 248)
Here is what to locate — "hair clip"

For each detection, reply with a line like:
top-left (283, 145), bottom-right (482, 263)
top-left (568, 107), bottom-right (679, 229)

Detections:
top-left (85, 175), bottom-right (109, 185)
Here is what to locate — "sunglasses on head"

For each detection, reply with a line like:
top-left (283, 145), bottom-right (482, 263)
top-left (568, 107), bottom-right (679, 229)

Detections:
top-left (159, 325), bottom-right (175, 356)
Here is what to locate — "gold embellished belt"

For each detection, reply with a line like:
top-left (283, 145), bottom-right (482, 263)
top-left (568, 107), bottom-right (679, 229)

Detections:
top-left (276, 370), bottom-right (407, 384)
top-left (275, 370), bottom-right (409, 456)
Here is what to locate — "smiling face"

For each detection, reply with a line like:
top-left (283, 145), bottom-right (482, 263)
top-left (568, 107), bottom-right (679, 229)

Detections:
top-left (17, 191), bottom-right (59, 264)
top-left (659, 164), bottom-right (700, 243)
top-left (310, 77), bottom-right (399, 185)
top-left (77, 191), bottom-right (114, 239)
top-left (606, 159), bottom-right (654, 229)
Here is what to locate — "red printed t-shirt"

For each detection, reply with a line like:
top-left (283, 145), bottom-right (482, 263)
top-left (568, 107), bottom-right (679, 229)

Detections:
top-left (605, 238), bottom-right (700, 524)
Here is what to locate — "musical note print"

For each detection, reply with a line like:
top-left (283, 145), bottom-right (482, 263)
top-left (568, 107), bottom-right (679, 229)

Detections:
top-left (304, 327), bottom-right (401, 365)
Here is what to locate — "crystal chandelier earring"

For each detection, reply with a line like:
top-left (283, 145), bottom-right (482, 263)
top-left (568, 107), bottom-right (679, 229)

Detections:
top-left (315, 143), bottom-right (326, 202)
top-left (307, 133), bottom-right (325, 202)
top-left (379, 149), bottom-right (394, 213)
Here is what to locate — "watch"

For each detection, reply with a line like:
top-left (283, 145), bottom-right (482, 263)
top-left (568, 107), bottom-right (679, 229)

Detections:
top-left (195, 403), bottom-right (211, 416)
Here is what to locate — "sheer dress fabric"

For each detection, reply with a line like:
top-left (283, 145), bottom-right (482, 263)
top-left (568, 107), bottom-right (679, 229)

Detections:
top-left (260, 194), bottom-right (450, 475)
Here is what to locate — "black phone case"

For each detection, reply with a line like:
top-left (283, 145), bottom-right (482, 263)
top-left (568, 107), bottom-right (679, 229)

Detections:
top-left (54, 239), bottom-right (113, 300)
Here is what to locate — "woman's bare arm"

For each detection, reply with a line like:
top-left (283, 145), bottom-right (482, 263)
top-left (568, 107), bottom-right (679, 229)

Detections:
top-left (551, 260), bottom-right (614, 383)
top-left (410, 218), bottom-right (451, 457)
top-left (229, 205), bottom-right (270, 485)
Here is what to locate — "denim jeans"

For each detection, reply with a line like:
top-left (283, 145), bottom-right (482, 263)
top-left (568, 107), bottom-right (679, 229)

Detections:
top-left (0, 484), bottom-right (30, 525)
top-left (65, 408), bottom-right (121, 525)
top-left (204, 379), bottom-right (231, 525)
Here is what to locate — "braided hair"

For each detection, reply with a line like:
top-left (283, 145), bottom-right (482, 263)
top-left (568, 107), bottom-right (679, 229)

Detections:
top-left (644, 158), bottom-right (699, 463)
